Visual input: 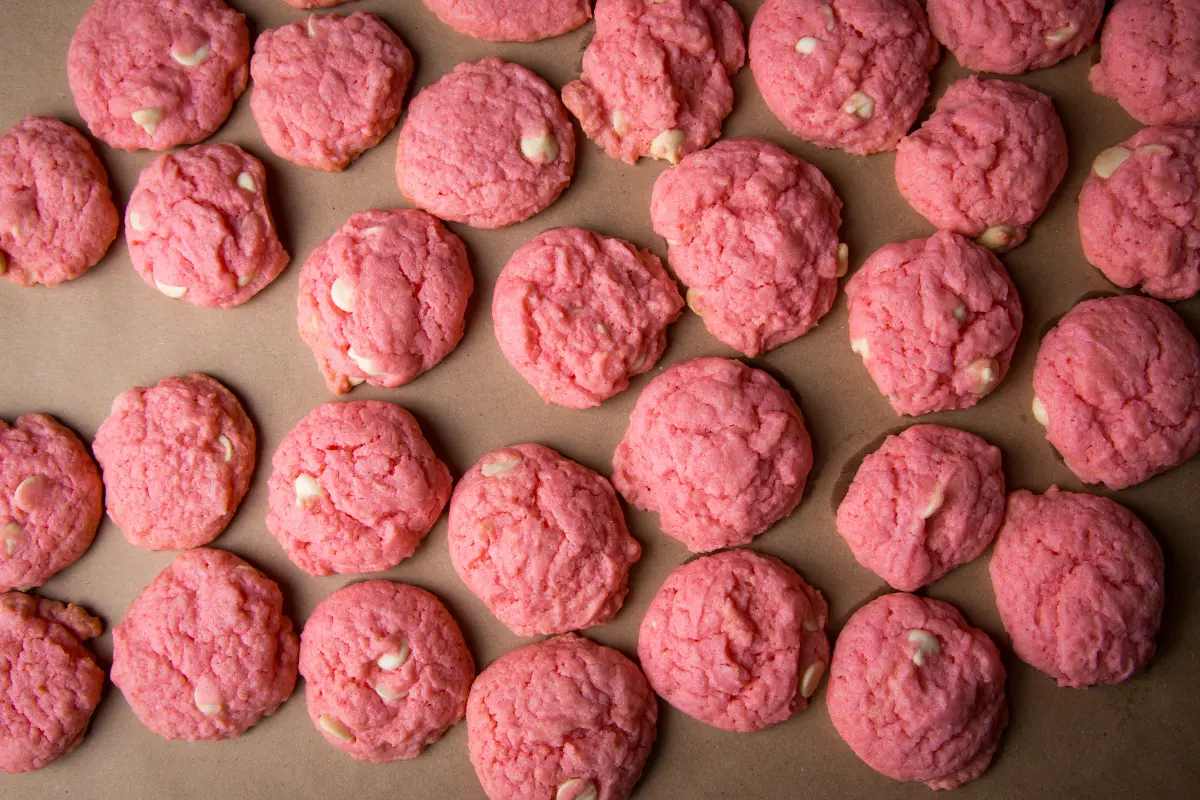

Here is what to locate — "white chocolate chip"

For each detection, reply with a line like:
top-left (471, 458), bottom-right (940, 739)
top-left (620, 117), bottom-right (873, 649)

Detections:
top-left (556, 779), bottom-right (598, 800)
top-left (906, 629), bottom-right (940, 666)
top-left (236, 172), bottom-right (257, 192)
top-left (836, 243), bottom-right (849, 277)
top-left (218, 435), bottom-right (233, 462)
top-left (976, 224), bottom-right (1018, 253)
top-left (851, 338), bottom-right (870, 359)
top-left (1032, 395), bottom-right (1049, 426)
top-left (1092, 146), bottom-right (1132, 179)
top-left (520, 130), bottom-right (560, 164)
top-left (966, 357), bottom-right (999, 393)
top-left (482, 453), bottom-right (523, 478)
top-left (347, 376), bottom-right (365, 387)
top-left (347, 348), bottom-right (383, 376)
top-left (374, 684), bottom-right (408, 702)
top-left (1045, 25), bottom-right (1077, 45)
top-left (919, 484), bottom-right (945, 520)
top-left (630, 355), bottom-right (646, 371)
top-left (612, 109), bottom-right (629, 136)
top-left (131, 107), bottom-right (164, 135)
top-left (800, 660), bottom-right (826, 698)
top-left (171, 42), bottom-right (211, 67)
top-left (649, 129), bottom-right (686, 164)
top-left (1138, 144), bottom-right (1171, 157)
top-left (953, 304), bottom-right (966, 322)
top-left (819, 4), bottom-right (835, 30)
top-left (377, 640), bottom-right (411, 671)
top-left (307, 14), bottom-right (318, 37)
top-left (155, 280), bottom-right (188, 299)
top-left (193, 688), bottom-right (223, 715)
top-left (330, 277), bottom-right (356, 313)
top-left (595, 322), bottom-right (609, 337)
top-left (128, 211), bottom-right (147, 232)
top-left (294, 473), bottom-right (325, 506)
top-left (237, 271), bottom-right (255, 287)
top-left (802, 612), bottom-right (821, 633)
top-left (795, 37), bottom-right (820, 55)
top-left (362, 225), bottom-right (385, 236)
top-left (319, 715), bottom-right (354, 742)
top-left (685, 287), bottom-right (703, 314)
top-left (13, 476), bottom-right (46, 510)
top-left (842, 92), bottom-right (874, 119)
top-left (3, 524), bottom-right (20, 556)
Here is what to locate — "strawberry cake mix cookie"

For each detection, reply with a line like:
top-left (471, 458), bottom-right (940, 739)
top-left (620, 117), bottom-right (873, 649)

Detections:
top-left (397, 58), bottom-right (575, 229)
top-left (650, 138), bottom-right (845, 356)
top-left (67, 0), bottom-right (250, 151)
top-left (749, 0), bottom-right (939, 155)
top-left (896, 77), bottom-right (1068, 253)
top-left (492, 227), bottom-right (683, 408)
top-left (1032, 295), bottom-right (1200, 490)
top-left (827, 593), bottom-right (1008, 790)
top-left (638, 549), bottom-right (829, 732)
top-left (0, 117), bottom-right (118, 287)
top-left (300, 581), bottom-right (473, 762)
top-left (423, 0), bottom-right (592, 41)
top-left (562, 0), bottom-right (745, 165)
top-left (467, 634), bottom-right (657, 800)
top-left (297, 209), bottom-right (473, 394)
top-left (612, 357), bottom-right (813, 552)
top-left (847, 231), bottom-right (1023, 416)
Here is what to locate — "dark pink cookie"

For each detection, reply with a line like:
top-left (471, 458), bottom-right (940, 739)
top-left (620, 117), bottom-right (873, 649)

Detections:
top-left (638, 549), bottom-right (829, 732)
top-left (467, 634), bottom-right (657, 800)
top-left (650, 138), bottom-right (845, 356)
top-left (927, 0), bottom-right (1103, 75)
top-left (612, 357), bottom-right (813, 552)
top-left (827, 593), bottom-right (1008, 790)
top-left (492, 227), bottom-right (683, 408)
top-left (67, 0), bottom-right (250, 151)
top-left (896, 76), bottom-right (1068, 252)
top-left (397, 58), bottom-right (575, 229)
top-left (300, 581), bottom-right (473, 762)
top-left (297, 209), bottom-right (473, 394)
top-left (424, 0), bottom-right (592, 42)
top-left (93, 373), bottom-right (256, 551)
top-left (562, 0), bottom-right (746, 165)
top-left (1032, 295), bottom-right (1200, 490)
top-left (750, 0), bottom-right (939, 155)
top-left (846, 231), bottom-right (1023, 416)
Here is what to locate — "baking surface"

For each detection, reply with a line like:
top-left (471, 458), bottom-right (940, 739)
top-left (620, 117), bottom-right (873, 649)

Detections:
top-left (1, 0), bottom-right (1198, 797)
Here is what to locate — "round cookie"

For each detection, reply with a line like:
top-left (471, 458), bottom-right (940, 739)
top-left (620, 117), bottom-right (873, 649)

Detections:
top-left (467, 634), bottom-right (657, 800)
top-left (749, 0), bottom-right (939, 155)
top-left (827, 593), bottom-right (1008, 790)
top-left (492, 227), bottom-right (684, 409)
top-left (267, 401), bottom-right (452, 577)
top-left (297, 209), bottom-right (473, 394)
top-left (0, 117), bottom-right (118, 287)
top-left (650, 138), bottom-right (845, 356)
top-left (836, 424), bottom-right (1005, 591)
top-left (397, 58), bottom-right (575, 229)
top-left (93, 373), bottom-right (256, 551)
top-left (638, 549), bottom-right (829, 732)
top-left (67, 0), bottom-right (250, 151)
top-left (300, 581), bottom-right (473, 762)
top-left (895, 76), bottom-right (1068, 252)
top-left (562, 0), bottom-right (746, 165)
top-left (1032, 295), bottom-right (1200, 490)
top-left (847, 231), bottom-right (1023, 416)
top-left (1079, 126), bottom-right (1200, 301)
top-left (251, 12), bottom-right (413, 171)
top-left (423, 0), bottom-right (592, 42)
top-left (612, 357), bottom-right (813, 552)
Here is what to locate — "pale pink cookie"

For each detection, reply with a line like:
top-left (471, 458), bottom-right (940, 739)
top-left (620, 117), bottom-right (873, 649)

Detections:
top-left (749, 0), bottom-right (939, 155)
top-left (423, 0), bottom-right (592, 42)
top-left (297, 209), bottom-right (473, 394)
top-left (300, 581), bottom-right (473, 762)
top-left (397, 58), bottom-right (575, 229)
top-left (0, 416), bottom-right (102, 593)
top-left (1079, 126), bottom-right (1200, 301)
top-left (896, 76), bottom-right (1068, 252)
top-left (251, 12), bottom-right (413, 171)
top-left (836, 425), bottom-right (1005, 592)
top-left (492, 227), bottom-right (683, 409)
top-left (927, 0), bottom-right (1103, 75)
top-left (612, 357), bottom-right (813, 552)
top-left (638, 549), bottom-right (829, 732)
top-left (67, 0), bottom-right (250, 151)
top-left (1032, 295), bottom-right (1200, 490)
top-left (467, 634), bottom-right (657, 800)
top-left (562, 0), bottom-right (746, 165)
top-left (111, 549), bottom-right (298, 741)
top-left (93, 373), bottom-right (256, 551)
top-left (827, 593), bottom-right (1007, 790)
top-left (0, 117), bottom-right (118, 287)
top-left (650, 138), bottom-right (844, 356)
top-left (847, 231), bottom-right (1023, 416)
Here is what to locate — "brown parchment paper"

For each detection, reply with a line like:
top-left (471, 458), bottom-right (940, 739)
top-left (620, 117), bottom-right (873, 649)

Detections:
top-left (1, 1), bottom-right (1198, 798)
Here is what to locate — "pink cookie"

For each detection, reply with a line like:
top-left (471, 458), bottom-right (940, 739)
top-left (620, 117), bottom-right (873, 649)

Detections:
top-left (827, 593), bottom-right (1008, 790)
top-left (1032, 295), bottom-right (1200, 490)
top-left (1079, 126), bottom-right (1200, 301)
top-left (300, 581), bottom-right (473, 762)
top-left (267, 401), bottom-right (451, 577)
top-left (613, 357), bottom-right (813, 552)
top-left (562, 0), bottom-right (746, 165)
top-left (423, 0), bottom-right (592, 42)
top-left (0, 117), bottom-right (118, 287)
top-left (467, 634), bottom-right (657, 800)
top-left (492, 227), bottom-right (683, 409)
top-left (0, 416), bottom-right (102, 593)
top-left (650, 138), bottom-right (845, 356)
top-left (836, 424), bottom-right (1005, 591)
top-left (638, 549), bottom-right (829, 732)
top-left (1090, 0), bottom-right (1200, 126)
top-left (397, 58), bottom-right (575, 229)
top-left (251, 13), bottom-right (413, 171)
top-left (93, 373), bottom-right (256, 551)
top-left (297, 209), bottom-right (473, 394)
top-left (67, 0), bottom-right (250, 151)
top-left (896, 76), bottom-right (1068, 252)
top-left (749, 0), bottom-right (939, 155)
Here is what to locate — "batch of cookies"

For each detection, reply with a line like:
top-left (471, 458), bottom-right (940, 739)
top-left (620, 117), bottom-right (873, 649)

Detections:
top-left (1, 0), bottom-right (1197, 796)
